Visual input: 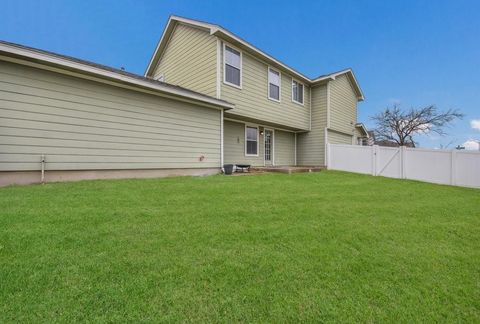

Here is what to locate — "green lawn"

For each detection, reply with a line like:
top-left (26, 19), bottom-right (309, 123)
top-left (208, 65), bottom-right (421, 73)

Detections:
top-left (0, 171), bottom-right (479, 322)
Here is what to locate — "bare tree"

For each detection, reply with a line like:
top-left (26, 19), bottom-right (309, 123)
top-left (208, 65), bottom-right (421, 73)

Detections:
top-left (438, 139), bottom-right (456, 150)
top-left (371, 105), bottom-right (463, 147)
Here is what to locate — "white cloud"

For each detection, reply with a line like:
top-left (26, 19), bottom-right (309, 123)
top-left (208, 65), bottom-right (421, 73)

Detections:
top-left (388, 98), bottom-right (401, 105)
top-left (471, 119), bottom-right (480, 131)
top-left (415, 122), bottom-right (430, 134)
top-left (463, 140), bottom-right (480, 150)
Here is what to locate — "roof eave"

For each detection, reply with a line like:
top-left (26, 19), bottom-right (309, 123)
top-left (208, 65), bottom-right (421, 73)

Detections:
top-left (210, 29), bottom-right (311, 83)
top-left (144, 16), bottom-right (177, 77)
top-left (355, 123), bottom-right (369, 137)
top-left (145, 16), bottom-right (366, 101)
top-left (311, 69), bottom-right (365, 101)
top-left (148, 16), bottom-right (311, 83)
top-left (145, 15), bottom-right (219, 78)
top-left (0, 42), bottom-right (234, 110)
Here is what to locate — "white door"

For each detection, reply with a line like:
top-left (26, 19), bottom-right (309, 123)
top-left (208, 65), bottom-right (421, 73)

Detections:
top-left (264, 129), bottom-right (273, 165)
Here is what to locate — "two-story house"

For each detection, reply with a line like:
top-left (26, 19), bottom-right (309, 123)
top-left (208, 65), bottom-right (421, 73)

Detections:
top-left (0, 15), bottom-right (368, 186)
top-left (145, 16), bottom-right (367, 168)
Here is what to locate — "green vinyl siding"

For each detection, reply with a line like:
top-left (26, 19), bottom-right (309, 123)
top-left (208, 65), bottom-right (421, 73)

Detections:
top-left (297, 84), bottom-right (327, 166)
top-left (223, 120), bottom-right (264, 166)
top-left (274, 130), bottom-right (295, 166)
top-left (354, 127), bottom-right (366, 145)
top-left (223, 120), bottom-right (295, 166)
top-left (221, 48), bottom-right (310, 131)
top-left (0, 61), bottom-right (221, 171)
top-left (328, 129), bottom-right (353, 145)
top-left (153, 23), bottom-right (217, 97)
top-left (329, 74), bottom-right (357, 135)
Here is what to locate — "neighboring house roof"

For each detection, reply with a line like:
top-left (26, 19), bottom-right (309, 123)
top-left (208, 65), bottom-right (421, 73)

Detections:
top-left (0, 40), bottom-right (235, 110)
top-left (367, 131), bottom-right (375, 140)
top-left (375, 140), bottom-right (415, 148)
top-left (145, 15), bottom-right (364, 101)
top-left (355, 123), bottom-right (369, 137)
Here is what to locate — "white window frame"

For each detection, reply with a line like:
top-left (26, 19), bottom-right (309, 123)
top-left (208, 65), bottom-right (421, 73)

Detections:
top-left (263, 128), bottom-right (275, 166)
top-left (291, 78), bottom-right (305, 106)
top-left (267, 66), bottom-right (281, 102)
top-left (223, 42), bottom-right (242, 89)
top-left (245, 125), bottom-right (259, 157)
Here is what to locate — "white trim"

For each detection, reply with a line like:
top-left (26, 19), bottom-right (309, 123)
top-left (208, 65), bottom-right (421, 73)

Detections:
top-left (264, 128), bottom-right (274, 165)
top-left (355, 123), bottom-right (369, 137)
top-left (294, 132), bottom-right (297, 166)
top-left (212, 27), bottom-right (310, 83)
top-left (156, 16), bottom-right (310, 83)
top-left (145, 16), bottom-right (364, 101)
top-left (309, 86), bottom-right (312, 131)
top-left (291, 78), bottom-right (305, 106)
top-left (326, 81), bottom-right (331, 128)
top-left (220, 109), bottom-right (224, 166)
top-left (312, 68), bottom-right (364, 101)
top-left (327, 128), bottom-right (355, 137)
top-left (324, 127), bottom-right (328, 166)
top-left (151, 22), bottom-right (177, 77)
top-left (223, 42), bottom-right (242, 89)
top-left (223, 117), bottom-right (298, 133)
top-left (267, 66), bottom-right (281, 103)
top-left (144, 18), bottom-right (177, 76)
top-left (0, 43), bottom-right (235, 111)
top-left (245, 124), bottom-right (259, 157)
top-left (216, 38), bottom-right (222, 99)
top-left (272, 129), bottom-right (275, 166)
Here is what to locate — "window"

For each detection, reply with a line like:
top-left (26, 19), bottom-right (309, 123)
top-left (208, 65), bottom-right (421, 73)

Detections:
top-left (292, 80), bottom-right (304, 104)
top-left (245, 126), bottom-right (258, 156)
top-left (224, 45), bottom-right (242, 88)
top-left (268, 68), bottom-right (281, 101)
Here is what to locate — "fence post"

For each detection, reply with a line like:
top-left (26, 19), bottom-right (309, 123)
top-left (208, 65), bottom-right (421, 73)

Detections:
top-left (327, 143), bottom-right (331, 169)
top-left (451, 149), bottom-right (456, 185)
top-left (372, 145), bottom-right (378, 176)
top-left (400, 146), bottom-right (406, 179)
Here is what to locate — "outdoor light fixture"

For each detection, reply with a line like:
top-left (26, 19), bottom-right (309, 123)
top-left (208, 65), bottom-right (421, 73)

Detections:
top-left (260, 130), bottom-right (264, 136)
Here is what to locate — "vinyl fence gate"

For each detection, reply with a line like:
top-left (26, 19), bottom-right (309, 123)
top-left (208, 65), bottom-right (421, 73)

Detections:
top-left (327, 144), bottom-right (480, 188)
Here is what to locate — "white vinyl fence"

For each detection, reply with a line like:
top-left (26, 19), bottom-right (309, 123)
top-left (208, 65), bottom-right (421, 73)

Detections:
top-left (327, 144), bottom-right (480, 188)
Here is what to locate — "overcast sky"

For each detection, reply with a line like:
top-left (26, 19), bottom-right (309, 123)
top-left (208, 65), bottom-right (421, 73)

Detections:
top-left (2, 0), bottom-right (479, 149)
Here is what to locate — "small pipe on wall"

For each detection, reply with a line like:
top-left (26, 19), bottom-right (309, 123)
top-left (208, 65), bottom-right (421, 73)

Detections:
top-left (41, 154), bottom-right (45, 184)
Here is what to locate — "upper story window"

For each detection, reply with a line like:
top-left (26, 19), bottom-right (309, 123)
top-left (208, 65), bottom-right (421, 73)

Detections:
top-left (224, 44), bottom-right (242, 88)
top-left (292, 79), bottom-right (304, 105)
top-left (268, 68), bottom-right (281, 102)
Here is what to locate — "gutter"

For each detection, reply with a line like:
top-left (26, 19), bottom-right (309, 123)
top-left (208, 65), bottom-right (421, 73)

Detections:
top-left (0, 41), bottom-right (235, 111)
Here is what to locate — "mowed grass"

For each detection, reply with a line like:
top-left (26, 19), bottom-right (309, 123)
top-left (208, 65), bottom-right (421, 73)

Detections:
top-left (0, 171), bottom-right (479, 323)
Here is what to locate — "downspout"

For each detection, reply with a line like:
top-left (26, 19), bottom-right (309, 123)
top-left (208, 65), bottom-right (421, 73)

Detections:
top-left (216, 37), bottom-right (222, 99)
top-left (324, 128), bottom-right (328, 167)
top-left (220, 109), bottom-right (224, 168)
top-left (217, 37), bottom-right (223, 170)
top-left (326, 81), bottom-right (331, 129)
top-left (324, 81), bottom-right (331, 167)
top-left (309, 86), bottom-right (312, 131)
top-left (294, 132), bottom-right (297, 166)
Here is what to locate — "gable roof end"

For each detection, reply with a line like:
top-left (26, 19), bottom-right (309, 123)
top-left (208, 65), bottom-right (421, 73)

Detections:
top-left (145, 15), bottom-right (365, 102)
top-left (355, 123), bottom-right (369, 137)
top-left (144, 15), bottom-right (311, 82)
top-left (311, 69), bottom-right (365, 101)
